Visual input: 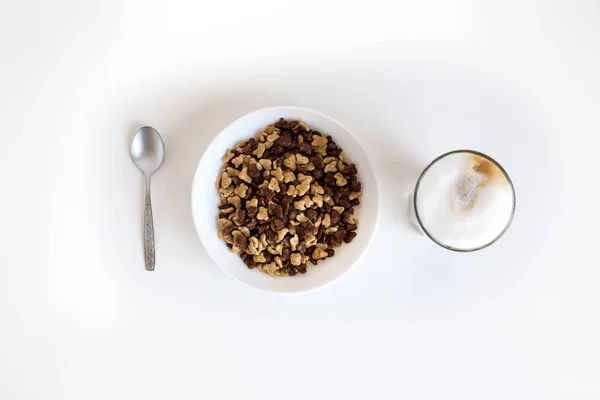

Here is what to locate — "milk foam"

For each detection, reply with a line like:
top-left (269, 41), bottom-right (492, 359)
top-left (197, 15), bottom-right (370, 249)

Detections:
top-left (415, 152), bottom-right (514, 250)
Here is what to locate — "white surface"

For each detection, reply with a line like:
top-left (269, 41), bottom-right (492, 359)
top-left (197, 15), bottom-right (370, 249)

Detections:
top-left (0, 0), bottom-right (599, 399)
top-left (192, 106), bottom-right (379, 293)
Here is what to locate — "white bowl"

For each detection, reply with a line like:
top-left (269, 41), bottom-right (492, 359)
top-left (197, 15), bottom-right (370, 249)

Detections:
top-left (191, 106), bottom-right (380, 293)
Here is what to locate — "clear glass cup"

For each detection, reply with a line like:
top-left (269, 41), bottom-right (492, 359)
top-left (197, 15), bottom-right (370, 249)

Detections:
top-left (410, 150), bottom-right (516, 252)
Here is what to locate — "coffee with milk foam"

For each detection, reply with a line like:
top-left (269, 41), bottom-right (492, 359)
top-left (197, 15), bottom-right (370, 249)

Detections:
top-left (415, 152), bottom-right (514, 250)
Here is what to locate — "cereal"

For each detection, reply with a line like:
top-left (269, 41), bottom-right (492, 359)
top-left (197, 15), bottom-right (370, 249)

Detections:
top-left (334, 173), bottom-right (348, 186)
top-left (215, 118), bottom-right (362, 276)
top-left (324, 161), bottom-right (337, 173)
top-left (222, 149), bottom-right (235, 163)
top-left (220, 172), bottom-right (232, 189)
top-left (283, 170), bottom-right (296, 183)
top-left (246, 198), bottom-right (258, 208)
top-left (234, 183), bottom-right (248, 198)
top-left (295, 153), bottom-right (309, 165)
top-left (258, 158), bottom-right (272, 170)
top-left (271, 167), bottom-right (284, 182)
top-left (238, 166), bottom-right (252, 183)
top-left (267, 177), bottom-right (280, 192)
top-left (256, 207), bottom-right (269, 221)
top-left (312, 244), bottom-right (329, 260)
top-left (228, 195), bottom-right (242, 209)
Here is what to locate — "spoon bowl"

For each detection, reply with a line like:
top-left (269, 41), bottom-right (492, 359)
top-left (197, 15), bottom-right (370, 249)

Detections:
top-left (131, 127), bottom-right (165, 174)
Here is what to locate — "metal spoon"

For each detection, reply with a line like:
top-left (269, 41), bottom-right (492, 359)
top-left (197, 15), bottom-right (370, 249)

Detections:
top-left (130, 126), bottom-right (165, 271)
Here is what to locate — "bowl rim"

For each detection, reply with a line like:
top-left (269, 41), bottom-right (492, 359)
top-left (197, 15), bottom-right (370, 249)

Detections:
top-left (190, 106), bottom-right (381, 294)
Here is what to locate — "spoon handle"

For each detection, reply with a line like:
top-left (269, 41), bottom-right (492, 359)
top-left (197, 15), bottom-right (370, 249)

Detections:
top-left (144, 177), bottom-right (155, 271)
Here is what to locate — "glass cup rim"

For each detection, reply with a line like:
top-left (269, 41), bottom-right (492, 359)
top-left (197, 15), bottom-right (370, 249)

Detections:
top-left (413, 149), bottom-right (516, 252)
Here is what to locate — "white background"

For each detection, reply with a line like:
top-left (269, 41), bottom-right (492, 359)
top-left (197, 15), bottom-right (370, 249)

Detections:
top-left (1, 0), bottom-right (599, 399)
